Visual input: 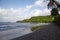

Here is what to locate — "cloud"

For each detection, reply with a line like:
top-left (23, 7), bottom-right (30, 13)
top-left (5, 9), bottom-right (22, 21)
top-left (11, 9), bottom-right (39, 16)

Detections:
top-left (34, 0), bottom-right (48, 6)
top-left (0, 5), bottom-right (33, 22)
top-left (31, 9), bottom-right (42, 16)
top-left (31, 9), bottom-right (51, 16)
top-left (26, 5), bottom-right (33, 9)
top-left (0, 0), bottom-right (51, 22)
top-left (0, 4), bottom-right (51, 22)
top-left (34, 0), bottom-right (44, 6)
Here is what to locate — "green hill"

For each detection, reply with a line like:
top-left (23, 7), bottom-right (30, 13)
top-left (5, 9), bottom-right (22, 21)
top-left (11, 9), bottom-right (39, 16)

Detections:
top-left (17, 16), bottom-right (53, 23)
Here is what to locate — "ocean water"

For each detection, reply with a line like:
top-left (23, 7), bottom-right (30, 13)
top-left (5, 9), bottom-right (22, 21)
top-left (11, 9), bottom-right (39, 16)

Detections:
top-left (0, 22), bottom-right (49, 40)
top-left (0, 22), bottom-right (37, 31)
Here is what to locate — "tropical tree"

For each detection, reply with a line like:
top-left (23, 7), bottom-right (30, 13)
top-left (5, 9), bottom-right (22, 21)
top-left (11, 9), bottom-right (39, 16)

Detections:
top-left (46, 0), bottom-right (60, 25)
top-left (47, 0), bottom-right (60, 16)
top-left (46, 0), bottom-right (60, 23)
top-left (51, 8), bottom-right (59, 16)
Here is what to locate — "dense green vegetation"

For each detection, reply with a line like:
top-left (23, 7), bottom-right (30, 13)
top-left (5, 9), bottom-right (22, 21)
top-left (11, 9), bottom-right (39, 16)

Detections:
top-left (31, 15), bottom-right (60, 31)
top-left (31, 26), bottom-right (42, 31)
top-left (17, 16), bottom-right (54, 23)
top-left (47, 0), bottom-right (60, 26)
top-left (53, 15), bottom-right (60, 26)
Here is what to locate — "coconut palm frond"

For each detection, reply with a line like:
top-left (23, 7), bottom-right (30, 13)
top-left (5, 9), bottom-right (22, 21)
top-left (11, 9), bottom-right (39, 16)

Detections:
top-left (54, 1), bottom-right (60, 8)
top-left (48, 1), bottom-right (55, 9)
top-left (47, 0), bottom-right (59, 9)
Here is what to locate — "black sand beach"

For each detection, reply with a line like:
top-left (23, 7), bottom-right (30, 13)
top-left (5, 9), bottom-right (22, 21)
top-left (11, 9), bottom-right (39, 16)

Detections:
top-left (11, 23), bottom-right (60, 40)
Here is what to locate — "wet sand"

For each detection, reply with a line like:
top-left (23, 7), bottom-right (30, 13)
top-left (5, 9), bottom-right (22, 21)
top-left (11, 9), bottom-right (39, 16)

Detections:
top-left (11, 23), bottom-right (60, 40)
top-left (0, 28), bottom-right (31, 40)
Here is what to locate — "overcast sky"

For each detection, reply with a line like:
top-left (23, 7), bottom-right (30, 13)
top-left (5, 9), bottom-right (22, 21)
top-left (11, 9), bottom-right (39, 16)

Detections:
top-left (0, 0), bottom-right (60, 22)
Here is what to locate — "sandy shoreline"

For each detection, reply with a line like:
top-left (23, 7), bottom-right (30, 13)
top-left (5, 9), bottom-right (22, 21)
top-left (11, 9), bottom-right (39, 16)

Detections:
top-left (0, 28), bottom-right (31, 40)
top-left (11, 23), bottom-right (60, 40)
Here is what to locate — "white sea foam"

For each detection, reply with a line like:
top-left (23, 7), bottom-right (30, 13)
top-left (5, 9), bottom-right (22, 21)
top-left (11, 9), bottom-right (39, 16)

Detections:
top-left (0, 22), bottom-right (49, 40)
top-left (0, 28), bottom-right (32, 40)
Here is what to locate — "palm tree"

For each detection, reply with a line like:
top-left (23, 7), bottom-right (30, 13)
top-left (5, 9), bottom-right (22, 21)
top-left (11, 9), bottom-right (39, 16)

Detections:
top-left (47, 0), bottom-right (60, 25)
top-left (47, 0), bottom-right (60, 16)
top-left (48, 0), bottom-right (60, 8)
top-left (47, 0), bottom-right (60, 22)
top-left (51, 8), bottom-right (59, 16)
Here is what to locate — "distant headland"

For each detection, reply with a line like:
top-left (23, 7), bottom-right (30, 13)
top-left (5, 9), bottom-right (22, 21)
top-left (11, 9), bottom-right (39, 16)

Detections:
top-left (16, 15), bottom-right (53, 23)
